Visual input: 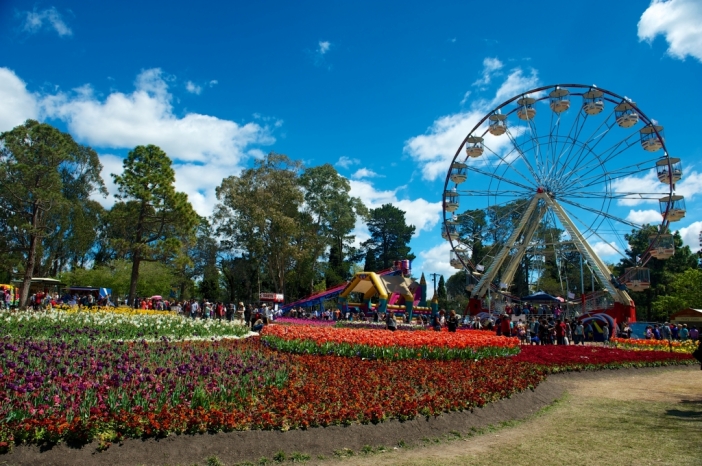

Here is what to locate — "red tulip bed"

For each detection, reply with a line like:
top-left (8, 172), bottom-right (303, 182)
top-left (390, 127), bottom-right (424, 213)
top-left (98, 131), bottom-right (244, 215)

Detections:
top-left (261, 324), bottom-right (520, 360)
top-left (0, 322), bottom-right (696, 452)
top-left (513, 344), bottom-right (696, 372)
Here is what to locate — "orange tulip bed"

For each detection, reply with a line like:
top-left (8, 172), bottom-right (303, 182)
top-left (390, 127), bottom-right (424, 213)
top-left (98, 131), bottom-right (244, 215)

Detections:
top-left (261, 324), bottom-right (520, 360)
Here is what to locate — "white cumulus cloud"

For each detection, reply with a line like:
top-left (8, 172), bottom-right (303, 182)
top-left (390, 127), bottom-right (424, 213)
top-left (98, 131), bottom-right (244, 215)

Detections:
top-left (20, 6), bottom-right (72, 37)
top-left (348, 179), bottom-right (442, 236)
top-left (0, 67), bottom-right (276, 216)
top-left (626, 209), bottom-right (663, 225)
top-left (318, 41), bottom-right (331, 55)
top-left (472, 57), bottom-right (504, 88)
top-left (0, 68), bottom-right (39, 132)
top-left (41, 68), bottom-right (273, 166)
top-left (404, 64), bottom-right (538, 182)
top-left (591, 241), bottom-right (620, 258)
top-left (351, 168), bottom-right (383, 179)
top-left (638, 0), bottom-right (702, 63)
top-left (611, 170), bottom-right (665, 206)
top-left (678, 221), bottom-right (702, 252)
top-left (416, 242), bottom-right (456, 281)
top-left (335, 156), bottom-right (360, 169)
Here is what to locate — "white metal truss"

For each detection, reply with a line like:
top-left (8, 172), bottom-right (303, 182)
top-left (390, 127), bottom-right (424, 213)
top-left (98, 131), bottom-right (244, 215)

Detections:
top-left (499, 202), bottom-right (546, 288)
top-left (471, 194), bottom-right (542, 298)
top-left (543, 195), bottom-right (632, 304)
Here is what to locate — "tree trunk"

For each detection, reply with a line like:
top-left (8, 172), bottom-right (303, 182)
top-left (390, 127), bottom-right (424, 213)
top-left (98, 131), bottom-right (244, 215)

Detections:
top-left (20, 233), bottom-right (39, 309)
top-left (127, 256), bottom-right (140, 305)
top-left (128, 201), bottom-right (147, 306)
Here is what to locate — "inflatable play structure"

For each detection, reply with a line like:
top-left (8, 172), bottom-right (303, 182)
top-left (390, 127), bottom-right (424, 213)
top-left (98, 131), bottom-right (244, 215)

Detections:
top-left (338, 265), bottom-right (434, 320)
top-left (282, 260), bottom-right (438, 319)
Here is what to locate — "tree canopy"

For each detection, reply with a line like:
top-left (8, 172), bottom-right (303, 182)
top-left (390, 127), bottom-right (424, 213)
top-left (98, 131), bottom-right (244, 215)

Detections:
top-left (0, 120), bottom-right (105, 307)
top-left (110, 145), bottom-right (199, 305)
top-left (362, 204), bottom-right (415, 270)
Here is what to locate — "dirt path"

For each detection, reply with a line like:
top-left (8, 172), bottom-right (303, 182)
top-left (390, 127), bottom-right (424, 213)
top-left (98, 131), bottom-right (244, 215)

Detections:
top-left (4, 366), bottom-right (700, 466)
top-left (313, 366), bottom-right (702, 466)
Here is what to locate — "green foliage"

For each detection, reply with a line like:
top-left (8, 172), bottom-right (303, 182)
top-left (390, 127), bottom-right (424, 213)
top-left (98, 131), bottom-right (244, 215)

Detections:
top-left (215, 153), bottom-right (304, 297)
top-left (215, 154), bottom-right (367, 301)
top-left (110, 145), bottom-right (199, 304)
top-left (61, 260), bottom-right (176, 300)
top-left (362, 204), bottom-right (415, 270)
top-left (0, 120), bottom-right (105, 307)
top-left (616, 227), bottom-right (698, 321)
top-left (437, 275), bottom-right (448, 309)
top-left (652, 268), bottom-right (702, 317)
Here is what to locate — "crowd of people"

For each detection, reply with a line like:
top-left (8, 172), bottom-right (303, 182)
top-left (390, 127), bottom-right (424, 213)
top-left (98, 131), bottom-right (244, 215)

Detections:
top-left (641, 322), bottom-right (699, 341)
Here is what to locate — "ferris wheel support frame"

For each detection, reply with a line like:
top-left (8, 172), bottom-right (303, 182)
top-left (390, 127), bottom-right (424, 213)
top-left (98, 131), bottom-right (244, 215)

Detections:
top-left (471, 194), bottom-right (542, 298)
top-left (499, 202), bottom-right (547, 289)
top-left (542, 195), bottom-right (633, 305)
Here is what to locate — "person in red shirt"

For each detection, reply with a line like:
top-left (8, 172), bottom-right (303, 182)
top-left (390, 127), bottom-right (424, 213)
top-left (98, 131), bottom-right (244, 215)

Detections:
top-left (500, 314), bottom-right (511, 337)
top-left (555, 320), bottom-right (567, 345)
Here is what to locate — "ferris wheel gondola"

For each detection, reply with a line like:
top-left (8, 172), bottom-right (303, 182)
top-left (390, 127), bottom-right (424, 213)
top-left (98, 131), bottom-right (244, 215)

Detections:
top-left (442, 83), bottom-right (683, 322)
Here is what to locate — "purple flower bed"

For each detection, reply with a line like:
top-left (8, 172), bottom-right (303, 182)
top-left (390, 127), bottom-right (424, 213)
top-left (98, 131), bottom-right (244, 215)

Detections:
top-left (0, 337), bottom-right (287, 446)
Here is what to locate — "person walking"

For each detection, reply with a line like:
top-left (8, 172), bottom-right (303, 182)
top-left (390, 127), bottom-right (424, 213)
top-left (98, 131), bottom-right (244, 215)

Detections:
top-left (244, 305), bottom-right (252, 328)
top-left (447, 309), bottom-right (459, 333)
top-left (385, 311), bottom-right (397, 332)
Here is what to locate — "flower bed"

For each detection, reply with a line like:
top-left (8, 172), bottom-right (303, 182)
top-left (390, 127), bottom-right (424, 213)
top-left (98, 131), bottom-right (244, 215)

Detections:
top-left (0, 338), bottom-right (286, 447)
top-left (0, 338), bottom-right (544, 449)
top-left (261, 324), bottom-right (519, 360)
top-left (52, 305), bottom-right (175, 316)
top-left (610, 337), bottom-right (697, 354)
top-left (512, 344), bottom-right (695, 372)
top-left (334, 320), bottom-right (427, 331)
top-left (273, 317), bottom-right (336, 326)
top-left (0, 309), bottom-right (250, 342)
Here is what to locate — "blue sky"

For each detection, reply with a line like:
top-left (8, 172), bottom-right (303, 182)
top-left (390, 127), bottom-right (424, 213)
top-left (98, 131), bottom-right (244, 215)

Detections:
top-left (1, 0), bottom-right (701, 280)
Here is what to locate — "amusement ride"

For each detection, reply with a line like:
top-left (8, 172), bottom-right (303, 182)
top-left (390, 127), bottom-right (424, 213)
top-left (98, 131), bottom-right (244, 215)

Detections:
top-left (442, 84), bottom-right (686, 325)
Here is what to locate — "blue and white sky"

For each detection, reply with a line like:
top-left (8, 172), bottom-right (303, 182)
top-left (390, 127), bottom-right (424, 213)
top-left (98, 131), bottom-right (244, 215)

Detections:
top-left (1, 0), bottom-right (701, 280)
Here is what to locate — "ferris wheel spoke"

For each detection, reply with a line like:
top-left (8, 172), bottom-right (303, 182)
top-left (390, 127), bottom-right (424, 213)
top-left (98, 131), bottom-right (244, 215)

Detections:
top-left (559, 131), bottom-right (641, 186)
top-left (564, 157), bottom-right (661, 190)
top-left (456, 190), bottom-right (531, 197)
top-left (481, 143), bottom-right (538, 189)
top-left (503, 127), bottom-right (541, 183)
top-left (557, 203), bottom-right (631, 263)
top-left (561, 191), bottom-right (667, 201)
top-left (558, 197), bottom-right (645, 231)
top-left (552, 110), bottom-right (587, 179)
top-left (552, 106), bottom-right (618, 183)
top-left (466, 164), bottom-right (534, 192)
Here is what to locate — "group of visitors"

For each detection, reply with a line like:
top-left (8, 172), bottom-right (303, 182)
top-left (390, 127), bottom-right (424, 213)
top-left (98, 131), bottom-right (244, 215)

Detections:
top-left (503, 303), bottom-right (568, 319)
top-left (643, 323), bottom-right (699, 342)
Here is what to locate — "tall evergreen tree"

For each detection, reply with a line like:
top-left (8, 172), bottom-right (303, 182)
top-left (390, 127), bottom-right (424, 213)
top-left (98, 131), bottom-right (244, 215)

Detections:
top-left (437, 275), bottom-right (448, 309)
top-left (110, 145), bottom-right (199, 305)
top-left (362, 204), bottom-right (415, 270)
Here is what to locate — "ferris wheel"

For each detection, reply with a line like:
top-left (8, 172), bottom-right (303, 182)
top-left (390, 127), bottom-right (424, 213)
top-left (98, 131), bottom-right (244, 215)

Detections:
top-left (442, 83), bottom-right (686, 312)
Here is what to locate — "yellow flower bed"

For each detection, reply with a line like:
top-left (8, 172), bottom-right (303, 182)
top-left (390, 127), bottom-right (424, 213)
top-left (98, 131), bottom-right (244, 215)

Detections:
top-left (52, 304), bottom-right (177, 317)
top-left (610, 337), bottom-right (697, 354)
